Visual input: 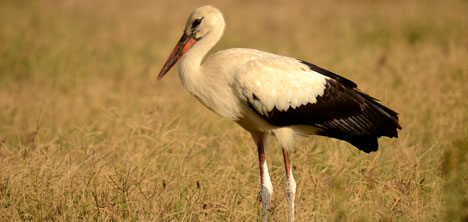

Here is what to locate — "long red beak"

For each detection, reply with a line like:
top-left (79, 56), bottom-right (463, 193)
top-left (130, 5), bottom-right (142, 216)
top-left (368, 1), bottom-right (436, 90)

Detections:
top-left (158, 33), bottom-right (197, 80)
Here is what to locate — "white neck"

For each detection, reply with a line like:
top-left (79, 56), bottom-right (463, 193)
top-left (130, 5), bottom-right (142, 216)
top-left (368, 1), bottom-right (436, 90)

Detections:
top-left (177, 27), bottom-right (223, 88)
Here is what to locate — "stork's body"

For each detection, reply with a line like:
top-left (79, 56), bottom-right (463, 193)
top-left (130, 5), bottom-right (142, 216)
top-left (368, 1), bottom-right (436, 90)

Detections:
top-left (158, 6), bottom-right (401, 221)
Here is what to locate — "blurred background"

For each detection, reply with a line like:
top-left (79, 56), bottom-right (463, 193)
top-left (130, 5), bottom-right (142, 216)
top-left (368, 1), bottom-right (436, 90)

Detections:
top-left (0, 0), bottom-right (467, 221)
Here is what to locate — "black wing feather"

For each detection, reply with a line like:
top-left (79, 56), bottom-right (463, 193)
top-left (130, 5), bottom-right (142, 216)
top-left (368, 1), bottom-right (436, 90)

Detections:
top-left (300, 60), bottom-right (357, 88)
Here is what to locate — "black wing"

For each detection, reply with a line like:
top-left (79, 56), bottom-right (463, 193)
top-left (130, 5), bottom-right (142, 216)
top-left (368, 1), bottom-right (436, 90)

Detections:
top-left (247, 62), bottom-right (401, 153)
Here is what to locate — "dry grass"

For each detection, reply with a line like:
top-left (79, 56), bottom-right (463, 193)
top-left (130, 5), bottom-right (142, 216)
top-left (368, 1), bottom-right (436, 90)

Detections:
top-left (1, 0), bottom-right (467, 221)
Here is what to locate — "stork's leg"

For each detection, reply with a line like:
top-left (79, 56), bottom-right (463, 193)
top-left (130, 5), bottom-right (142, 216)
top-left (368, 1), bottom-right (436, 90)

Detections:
top-left (255, 134), bottom-right (273, 222)
top-left (282, 148), bottom-right (296, 222)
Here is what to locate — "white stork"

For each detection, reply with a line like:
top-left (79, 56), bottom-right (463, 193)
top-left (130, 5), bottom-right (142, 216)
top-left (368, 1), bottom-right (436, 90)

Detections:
top-left (157, 5), bottom-right (401, 221)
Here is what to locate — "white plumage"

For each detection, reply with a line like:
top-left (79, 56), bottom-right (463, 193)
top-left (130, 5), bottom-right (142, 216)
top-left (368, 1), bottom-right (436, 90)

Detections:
top-left (158, 6), bottom-right (401, 222)
top-left (235, 52), bottom-right (329, 112)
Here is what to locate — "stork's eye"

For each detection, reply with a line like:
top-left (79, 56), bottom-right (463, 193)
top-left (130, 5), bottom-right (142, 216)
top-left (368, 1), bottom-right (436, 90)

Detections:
top-left (192, 17), bottom-right (203, 28)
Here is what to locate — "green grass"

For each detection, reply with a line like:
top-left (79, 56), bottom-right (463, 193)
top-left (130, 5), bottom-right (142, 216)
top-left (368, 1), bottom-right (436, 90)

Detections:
top-left (1, 0), bottom-right (467, 221)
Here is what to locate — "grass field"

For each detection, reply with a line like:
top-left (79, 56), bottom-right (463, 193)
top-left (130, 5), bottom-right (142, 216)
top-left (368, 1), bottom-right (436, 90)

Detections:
top-left (1, 0), bottom-right (467, 221)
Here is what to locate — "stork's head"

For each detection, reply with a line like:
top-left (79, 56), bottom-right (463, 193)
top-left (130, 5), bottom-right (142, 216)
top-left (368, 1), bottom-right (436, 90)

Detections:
top-left (158, 6), bottom-right (225, 79)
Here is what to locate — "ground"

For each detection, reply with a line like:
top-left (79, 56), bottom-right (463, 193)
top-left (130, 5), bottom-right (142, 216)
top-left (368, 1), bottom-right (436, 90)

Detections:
top-left (0, 0), bottom-right (467, 221)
